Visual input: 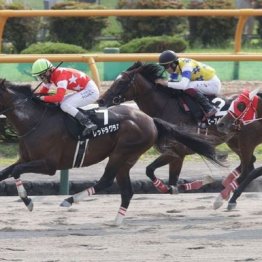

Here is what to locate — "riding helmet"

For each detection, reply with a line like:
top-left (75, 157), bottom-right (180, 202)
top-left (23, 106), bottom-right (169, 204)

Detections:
top-left (32, 58), bottom-right (53, 76)
top-left (159, 50), bottom-right (178, 65)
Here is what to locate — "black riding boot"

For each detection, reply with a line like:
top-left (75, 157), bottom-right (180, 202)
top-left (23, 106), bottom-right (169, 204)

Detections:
top-left (185, 88), bottom-right (217, 119)
top-left (75, 111), bottom-right (97, 135)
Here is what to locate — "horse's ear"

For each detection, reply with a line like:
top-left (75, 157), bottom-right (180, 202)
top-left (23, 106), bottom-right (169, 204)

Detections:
top-left (0, 78), bottom-right (6, 90)
top-left (249, 88), bottom-right (260, 100)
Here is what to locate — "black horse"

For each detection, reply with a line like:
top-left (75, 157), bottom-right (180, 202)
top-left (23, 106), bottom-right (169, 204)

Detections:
top-left (98, 62), bottom-right (258, 201)
top-left (0, 79), bottom-right (220, 225)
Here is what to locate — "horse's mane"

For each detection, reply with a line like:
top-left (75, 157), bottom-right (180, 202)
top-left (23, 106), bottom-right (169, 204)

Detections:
top-left (0, 79), bottom-right (33, 97)
top-left (126, 62), bottom-right (166, 83)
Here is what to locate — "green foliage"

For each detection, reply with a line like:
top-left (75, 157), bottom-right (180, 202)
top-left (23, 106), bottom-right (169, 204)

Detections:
top-left (254, 0), bottom-right (262, 40)
top-left (0, 118), bottom-right (17, 143)
top-left (48, 1), bottom-right (108, 50)
top-left (21, 42), bottom-right (87, 54)
top-left (120, 35), bottom-right (187, 53)
top-left (187, 0), bottom-right (236, 48)
top-left (1, 2), bottom-right (39, 53)
top-left (116, 0), bottom-right (186, 43)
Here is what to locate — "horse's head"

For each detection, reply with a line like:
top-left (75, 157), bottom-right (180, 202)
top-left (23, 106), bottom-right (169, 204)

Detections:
top-left (98, 61), bottom-right (165, 107)
top-left (217, 88), bottom-right (260, 134)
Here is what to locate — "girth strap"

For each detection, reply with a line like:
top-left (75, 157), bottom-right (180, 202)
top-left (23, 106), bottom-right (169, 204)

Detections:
top-left (72, 140), bottom-right (88, 168)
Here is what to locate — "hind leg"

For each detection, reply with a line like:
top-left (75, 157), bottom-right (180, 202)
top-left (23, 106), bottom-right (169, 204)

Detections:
top-left (146, 154), bottom-right (176, 193)
top-left (61, 163), bottom-right (118, 207)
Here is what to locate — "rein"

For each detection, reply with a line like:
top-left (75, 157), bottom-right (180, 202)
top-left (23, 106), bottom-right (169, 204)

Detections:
top-left (17, 106), bottom-right (48, 138)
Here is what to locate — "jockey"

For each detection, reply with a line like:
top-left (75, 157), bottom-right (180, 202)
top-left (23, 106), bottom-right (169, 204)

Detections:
top-left (156, 50), bottom-right (221, 120)
top-left (31, 58), bottom-right (100, 135)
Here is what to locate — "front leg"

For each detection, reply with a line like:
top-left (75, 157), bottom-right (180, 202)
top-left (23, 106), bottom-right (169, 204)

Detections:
top-left (10, 159), bottom-right (57, 179)
top-left (0, 162), bottom-right (20, 181)
top-left (9, 159), bottom-right (57, 210)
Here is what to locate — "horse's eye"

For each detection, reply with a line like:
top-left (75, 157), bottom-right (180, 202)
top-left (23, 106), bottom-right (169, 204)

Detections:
top-left (237, 102), bottom-right (246, 112)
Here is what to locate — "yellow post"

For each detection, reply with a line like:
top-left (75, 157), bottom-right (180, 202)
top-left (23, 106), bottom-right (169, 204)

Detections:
top-left (87, 56), bottom-right (100, 88)
top-left (234, 15), bottom-right (248, 53)
top-left (0, 16), bottom-right (7, 53)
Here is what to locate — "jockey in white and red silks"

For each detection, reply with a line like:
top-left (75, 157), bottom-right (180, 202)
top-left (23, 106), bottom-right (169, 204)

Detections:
top-left (31, 58), bottom-right (100, 135)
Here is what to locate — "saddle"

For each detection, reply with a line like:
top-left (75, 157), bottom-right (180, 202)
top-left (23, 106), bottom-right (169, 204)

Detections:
top-left (64, 107), bottom-right (120, 141)
top-left (169, 90), bottom-right (229, 129)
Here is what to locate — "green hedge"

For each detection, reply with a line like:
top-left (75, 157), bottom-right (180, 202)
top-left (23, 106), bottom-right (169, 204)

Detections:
top-left (21, 42), bottom-right (87, 54)
top-left (120, 35), bottom-right (187, 53)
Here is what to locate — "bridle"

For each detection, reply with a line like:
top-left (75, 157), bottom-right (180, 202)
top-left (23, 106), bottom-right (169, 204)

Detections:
top-left (228, 95), bottom-right (261, 130)
top-left (108, 68), bottom-right (155, 105)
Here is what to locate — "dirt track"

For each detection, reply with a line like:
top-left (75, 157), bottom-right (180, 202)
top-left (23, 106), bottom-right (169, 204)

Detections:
top-left (1, 193), bottom-right (262, 262)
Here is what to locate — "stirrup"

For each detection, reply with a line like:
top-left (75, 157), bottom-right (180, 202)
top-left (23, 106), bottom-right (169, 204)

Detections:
top-left (82, 122), bottom-right (97, 136)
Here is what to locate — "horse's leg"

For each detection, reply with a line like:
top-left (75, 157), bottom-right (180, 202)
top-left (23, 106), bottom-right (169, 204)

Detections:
top-left (227, 166), bottom-right (262, 210)
top-left (222, 165), bottom-right (241, 187)
top-left (61, 164), bottom-right (117, 207)
top-left (114, 167), bottom-right (134, 225)
top-left (227, 155), bottom-right (257, 210)
top-left (0, 162), bottom-right (19, 181)
top-left (169, 156), bottom-right (215, 192)
top-left (8, 159), bottom-right (56, 210)
top-left (146, 154), bottom-right (175, 193)
top-left (214, 151), bottom-right (256, 210)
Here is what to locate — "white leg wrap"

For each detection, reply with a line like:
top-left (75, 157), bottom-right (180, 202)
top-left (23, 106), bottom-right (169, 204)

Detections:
top-left (114, 207), bottom-right (127, 225)
top-left (73, 187), bottom-right (95, 203)
top-left (16, 179), bottom-right (27, 198)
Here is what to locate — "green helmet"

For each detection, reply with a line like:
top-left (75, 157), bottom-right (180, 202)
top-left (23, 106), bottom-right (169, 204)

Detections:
top-left (31, 58), bottom-right (53, 76)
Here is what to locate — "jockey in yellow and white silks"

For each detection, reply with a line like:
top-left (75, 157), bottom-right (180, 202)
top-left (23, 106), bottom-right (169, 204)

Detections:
top-left (155, 50), bottom-right (221, 119)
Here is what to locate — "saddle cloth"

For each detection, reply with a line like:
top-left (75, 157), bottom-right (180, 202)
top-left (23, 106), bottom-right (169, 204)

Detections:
top-left (64, 107), bottom-right (120, 141)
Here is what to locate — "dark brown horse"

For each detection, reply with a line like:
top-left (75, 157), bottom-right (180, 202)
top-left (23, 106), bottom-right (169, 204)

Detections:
top-left (0, 79), bottom-right (220, 225)
top-left (98, 62), bottom-right (258, 199)
top-left (216, 88), bottom-right (262, 210)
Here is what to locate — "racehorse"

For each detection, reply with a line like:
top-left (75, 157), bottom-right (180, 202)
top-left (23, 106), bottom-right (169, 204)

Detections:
top-left (98, 62), bottom-right (258, 197)
top-left (0, 79), bottom-right (220, 225)
top-left (216, 88), bottom-right (262, 210)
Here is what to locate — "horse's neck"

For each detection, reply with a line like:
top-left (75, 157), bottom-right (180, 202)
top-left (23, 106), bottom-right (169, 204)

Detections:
top-left (134, 82), bottom-right (192, 124)
top-left (5, 101), bottom-right (47, 136)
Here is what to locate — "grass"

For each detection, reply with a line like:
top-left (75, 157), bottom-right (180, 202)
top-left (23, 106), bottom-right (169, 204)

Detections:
top-left (1, 141), bottom-right (262, 167)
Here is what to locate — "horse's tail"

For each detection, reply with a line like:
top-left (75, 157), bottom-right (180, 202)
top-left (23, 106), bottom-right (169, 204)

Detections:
top-left (153, 117), bottom-right (224, 166)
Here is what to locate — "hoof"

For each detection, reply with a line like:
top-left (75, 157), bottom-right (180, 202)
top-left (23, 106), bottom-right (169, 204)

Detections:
top-left (213, 194), bottom-right (224, 210)
top-left (22, 197), bottom-right (33, 212)
top-left (227, 202), bottom-right (237, 211)
top-left (60, 197), bottom-right (73, 208)
top-left (169, 186), bottom-right (179, 194)
top-left (26, 198), bottom-right (33, 212)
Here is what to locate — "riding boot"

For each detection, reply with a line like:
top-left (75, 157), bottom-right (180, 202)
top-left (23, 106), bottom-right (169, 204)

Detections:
top-left (184, 88), bottom-right (217, 119)
top-left (75, 111), bottom-right (97, 135)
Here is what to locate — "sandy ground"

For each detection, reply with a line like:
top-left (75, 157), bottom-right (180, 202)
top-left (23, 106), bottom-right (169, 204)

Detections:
top-left (1, 193), bottom-right (262, 262)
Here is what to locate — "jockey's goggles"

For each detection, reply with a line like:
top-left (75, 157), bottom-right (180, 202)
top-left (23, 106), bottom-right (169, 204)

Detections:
top-left (36, 72), bottom-right (49, 82)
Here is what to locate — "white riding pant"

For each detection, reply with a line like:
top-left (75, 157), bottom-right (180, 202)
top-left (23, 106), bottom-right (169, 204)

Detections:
top-left (187, 75), bottom-right (221, 96)
top-left (60, 80), bottom-right (100, 117)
